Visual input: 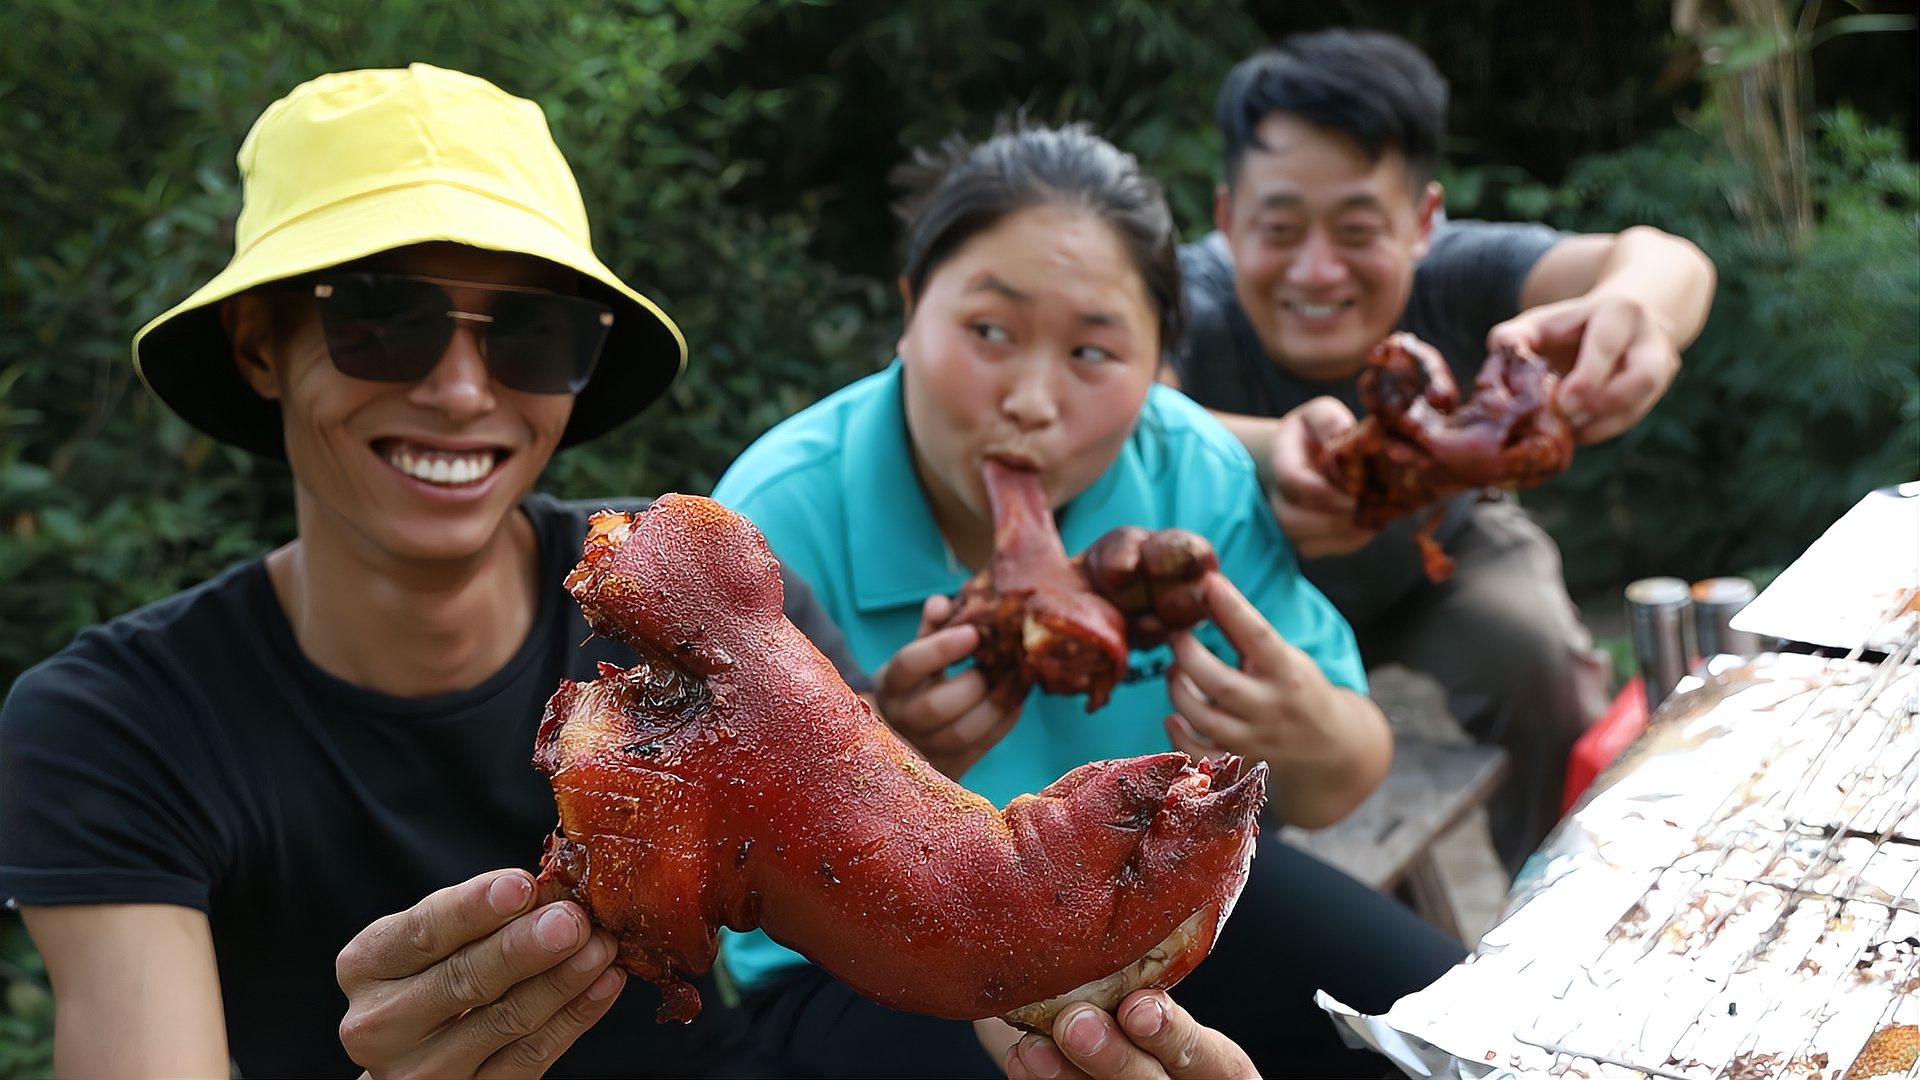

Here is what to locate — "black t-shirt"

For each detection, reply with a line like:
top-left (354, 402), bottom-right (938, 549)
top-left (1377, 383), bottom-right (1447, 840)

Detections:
top-left (1171, 220), bottom-right (1563, 623)
top-left (0, 494), bottom-right (870, 1077)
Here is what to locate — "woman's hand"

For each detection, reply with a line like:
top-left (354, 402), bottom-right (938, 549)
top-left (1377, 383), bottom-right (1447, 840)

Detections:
top-left (1001, 992), bottom-right (1258, 1080)
top-left (1265, 397), bottom-right (1378, 558)
top-left (335, 869), bottom-right (624, 1078)
top-left (1165, 574), bottom-right (1391, 827)
top-left (872, 594), bottom-right (1024, 779)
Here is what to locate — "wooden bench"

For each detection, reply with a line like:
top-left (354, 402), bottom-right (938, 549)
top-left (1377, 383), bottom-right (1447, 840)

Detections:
top-left (1279, 735), bottom-right (1509, 941)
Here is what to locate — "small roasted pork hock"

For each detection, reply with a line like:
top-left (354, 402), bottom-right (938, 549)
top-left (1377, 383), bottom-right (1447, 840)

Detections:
top-left (534, 496), bottom-right (1265, 1030)
top-left (943, 459), bottom-right (1219, 711)
top-left (1319, 333), bottom-right (1574, 581)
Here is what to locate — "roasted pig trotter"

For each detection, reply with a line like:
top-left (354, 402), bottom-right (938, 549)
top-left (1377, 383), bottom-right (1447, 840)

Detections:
top-left (946, 460), bottom-right (1128, 709)
top-left (1078, 525), bottom-right (1220, 649)
top-left (1319, 333), bottom-right (1574, 581)
top-left (535, 497), bottom-right (1266, 1028)
top-left (944, 460), bottom-right (1218, 710)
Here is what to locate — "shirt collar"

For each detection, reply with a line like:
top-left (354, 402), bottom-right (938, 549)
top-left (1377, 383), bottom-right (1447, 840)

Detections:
top-left (842, 361), bottom-right (970, 613)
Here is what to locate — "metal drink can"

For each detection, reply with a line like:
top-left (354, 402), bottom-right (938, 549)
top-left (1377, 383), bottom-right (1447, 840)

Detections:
top-left (1626, 577), bottom-right (1694, 711)
top-left (1691, 576), bottom-right (1763, 660)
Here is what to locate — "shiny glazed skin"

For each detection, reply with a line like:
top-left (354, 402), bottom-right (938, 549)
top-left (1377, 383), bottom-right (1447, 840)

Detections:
top-left (943, 460), bottom-right (1220, 711)
top-left (533, 495), bottom-right (1266, 1025)
top-left (1319, 333), bottom-right (1574, 579)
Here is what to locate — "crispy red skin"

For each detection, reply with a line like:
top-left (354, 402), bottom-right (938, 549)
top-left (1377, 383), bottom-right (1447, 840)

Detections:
top-left (533, 495), bottom-right (1265, 1024)
top-left (943, 461), bottom-right (1219, 711)
top-left (1319, 333), bottom-right (1575, 581)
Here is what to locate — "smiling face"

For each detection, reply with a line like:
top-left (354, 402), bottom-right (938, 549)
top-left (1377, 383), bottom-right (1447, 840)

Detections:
top-left (897, 203), bottom-right (1161, 551)
top-left (1216, 111), bottom-right (1442, 382)
top-left (228, 243), bottom-right (576, 565)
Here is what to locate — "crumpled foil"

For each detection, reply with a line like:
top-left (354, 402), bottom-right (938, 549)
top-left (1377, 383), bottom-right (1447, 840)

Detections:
top-left (1321, 650), bottom-right (1920, 1079)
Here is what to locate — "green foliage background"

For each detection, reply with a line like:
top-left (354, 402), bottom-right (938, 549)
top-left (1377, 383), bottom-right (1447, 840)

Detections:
top-left (0, 0), bottom-right (1915, 1071)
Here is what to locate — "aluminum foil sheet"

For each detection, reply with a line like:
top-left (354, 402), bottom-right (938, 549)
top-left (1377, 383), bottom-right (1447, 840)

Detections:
top-left (1321, 647), bottom-right (1920, 1079)
top-left (1731, 483), bottom-right (1920, 655)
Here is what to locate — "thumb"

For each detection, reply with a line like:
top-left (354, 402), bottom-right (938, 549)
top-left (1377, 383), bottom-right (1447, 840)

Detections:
top-left (1295, 397), bottom-right (1358, 446)
top-left (1116, 992), bottom-right (1258, 1079)
top-left (1490, 299), bottom-right (1588, 372)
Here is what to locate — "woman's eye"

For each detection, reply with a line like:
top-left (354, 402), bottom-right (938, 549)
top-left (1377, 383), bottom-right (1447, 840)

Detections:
top-left (970, 322), bottom-right (1011, 345)
top-left (1073, 345), bottom-right (1117, 363)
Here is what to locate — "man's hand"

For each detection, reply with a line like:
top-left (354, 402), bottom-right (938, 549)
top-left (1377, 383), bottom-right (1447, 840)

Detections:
top-left (336, 869), bottom-right (624, 1078)
top-left (872, 594), bottom-right (1023, 779)
top-left (1265, 397), bottom-right (1377, 558)
top-left (1002, 992), bottom-right (1258, 1080)
top-left (1489, 292), bottom-right (1681, 445)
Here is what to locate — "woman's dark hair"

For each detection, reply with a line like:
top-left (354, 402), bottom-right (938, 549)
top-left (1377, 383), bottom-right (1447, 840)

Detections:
top-left (1217, 29), bottom-right (1448, 189)
top-left (892, 120), bottom-right (1185, 354)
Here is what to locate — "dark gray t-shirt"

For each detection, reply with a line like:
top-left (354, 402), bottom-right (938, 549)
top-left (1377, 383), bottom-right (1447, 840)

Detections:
top-left (1171, 220), bottom-right (1563, 623)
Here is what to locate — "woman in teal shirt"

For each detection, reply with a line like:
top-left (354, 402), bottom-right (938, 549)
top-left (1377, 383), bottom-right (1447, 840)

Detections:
top-left (713, 123), bottom-right (1461, 1078)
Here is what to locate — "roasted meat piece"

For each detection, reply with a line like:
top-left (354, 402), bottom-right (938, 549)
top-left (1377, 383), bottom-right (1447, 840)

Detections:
top-left (943, 460), bottom-right (1219, 710)
top-left (1319, 333), bottom-right (1574, 581)
top-left (534, 497), bottom-right (1265, 1028)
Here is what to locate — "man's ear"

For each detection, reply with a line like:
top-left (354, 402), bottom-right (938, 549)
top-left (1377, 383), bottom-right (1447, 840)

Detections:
top-left (220, 294), bottom-right (283, 401)
top-left (1212, 182), bottom-right (1233, 238)
top-left (1412, 181), bottom-right (1443, 259)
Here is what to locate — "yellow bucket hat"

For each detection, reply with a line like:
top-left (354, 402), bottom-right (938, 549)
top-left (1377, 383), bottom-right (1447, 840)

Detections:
top-left (133, 64), bottom-right (687, 458)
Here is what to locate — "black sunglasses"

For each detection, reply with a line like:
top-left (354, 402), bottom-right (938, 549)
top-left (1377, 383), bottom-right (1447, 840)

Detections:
top-left (299, 272), bottom-right (615, 395)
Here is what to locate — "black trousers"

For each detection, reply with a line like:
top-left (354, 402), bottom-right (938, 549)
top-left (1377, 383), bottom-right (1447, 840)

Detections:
top-left (741, 837), bottom-right (1465, 1078)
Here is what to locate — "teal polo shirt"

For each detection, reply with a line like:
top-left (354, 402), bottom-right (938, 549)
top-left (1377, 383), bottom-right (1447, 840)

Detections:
top-left (709, 360), bottom-right (1366, 989)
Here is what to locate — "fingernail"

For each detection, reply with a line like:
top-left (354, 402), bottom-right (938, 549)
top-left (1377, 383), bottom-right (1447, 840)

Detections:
top-left (536, 905), bottom-right (582, 952)
top-left (1018, 1036), bottom-right (1066, 1078)
top-left (1126, 995), bottom-right (1166, 1037)
top-left (1062, 1008), bottom-right (1107, 1055)
top-left (586, 967), bottom-right (624, 1001)
top-left (569, 934), bottom-right (612, 972)
top-left (487, 874), bottom-right (531, 916)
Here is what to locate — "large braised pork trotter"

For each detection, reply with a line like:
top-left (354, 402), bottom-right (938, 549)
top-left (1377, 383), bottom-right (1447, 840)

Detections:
top-left (944, 461), bottom-right (1219, 710)
top-left (534, 497), bottom-right (1265, 1028)
top-left (1319, 333), bottom-right (1574, 581)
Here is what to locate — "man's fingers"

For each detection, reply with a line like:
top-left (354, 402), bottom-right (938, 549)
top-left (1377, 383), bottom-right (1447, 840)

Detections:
top-left (1273, 501), bottom-right (1374, 559)
top-left (1271, 403), bottom-right (1357, 514)
top-left (1485, 315), bottom-right (1535, 353)
top-left (397, 901), bottom-right (590, 1043)
top-left (340, 870), bottom-right (534, 987)
top-left (1563, 320), bottom-right (1676, 444)
top-left (469, 940), bottom-right (625, 1078)
top-left (1007, 1035), bottom-right (1093, 1080)
top-left (1559, 299), bottom-right (1638, 414)
top-left (1052, 1004), bottom-right (1169, 1080)
top-left (1114, 992), bottom-right (1258, 1080)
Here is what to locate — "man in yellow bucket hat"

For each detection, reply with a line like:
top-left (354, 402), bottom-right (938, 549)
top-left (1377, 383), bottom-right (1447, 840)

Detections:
top-left (0, 64), bottom-right (870, 1077)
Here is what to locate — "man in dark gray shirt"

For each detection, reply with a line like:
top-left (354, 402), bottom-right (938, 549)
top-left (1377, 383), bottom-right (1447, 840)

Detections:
top-left (1168, 31), bottom-right (1717, 875)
